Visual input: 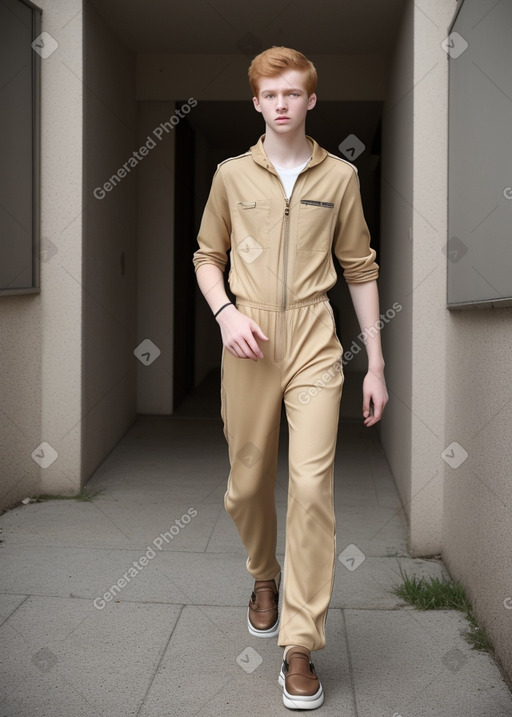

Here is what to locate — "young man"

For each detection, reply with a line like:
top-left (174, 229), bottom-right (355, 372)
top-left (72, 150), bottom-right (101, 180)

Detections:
top-left (193, 47), bottom-right (388, 710)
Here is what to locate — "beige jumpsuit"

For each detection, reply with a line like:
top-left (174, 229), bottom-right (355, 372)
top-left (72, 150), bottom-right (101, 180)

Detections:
top-left (194, 136), bottom-right (379, 651)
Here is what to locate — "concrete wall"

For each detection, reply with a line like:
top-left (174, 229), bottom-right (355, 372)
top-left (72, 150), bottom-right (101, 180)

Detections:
top-left (379, 0), bottom-right (512, 680)
top-left (443, 309), bottom-right (512, 681)
top-left (0, 0), bottom-right (140, 510)
top-left (82, 3), bottom-right (138, 475)
top-left (408, 0), bottom-right (454, 554)
top-left (0, 0), bottom-right (84, 510)
top-left (381, 0), bottom-right (455, 555)
top-left (379, 0), bottom-right (414, 514)
top-left (441, 1), bottom-right (512, 681)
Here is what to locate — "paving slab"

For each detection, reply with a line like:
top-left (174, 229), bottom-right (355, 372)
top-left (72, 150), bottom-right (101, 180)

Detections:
top-left (345, 608), bottom-right (512, 716)
top-left (0, 594), bottom-right (28, 625)
top-left (336, 459), bottom-right (402, 509)
top-left (336, 504), bottom-right (409, 557)
top-left (0, 498), bottom-right (223, 552)
top-left (331, 556), bottom-right (448, 609)
top-left (0, 544), bottom-right (253, 606)
top-left (138, 606), bottom-right (356, 717)
top-left (0, 596), bottom-right (182, 717)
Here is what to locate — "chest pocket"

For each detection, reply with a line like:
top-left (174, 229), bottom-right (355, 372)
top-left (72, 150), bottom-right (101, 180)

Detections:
top-left (232, 200), bottom-right (271, 248)
top-left (297, 199), bottom-right (336, 252)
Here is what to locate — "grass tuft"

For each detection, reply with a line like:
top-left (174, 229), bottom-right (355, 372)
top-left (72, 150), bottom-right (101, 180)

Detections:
top-left (33, 488), bottom-right (103, 503)
top-left (391, 563), bottom-right (492, 652)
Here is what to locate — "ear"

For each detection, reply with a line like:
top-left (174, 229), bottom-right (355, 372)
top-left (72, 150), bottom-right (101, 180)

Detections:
top-left (307, 93), bottom-right (317, 111)
top-left (253, 96), bottom-right (263, 113)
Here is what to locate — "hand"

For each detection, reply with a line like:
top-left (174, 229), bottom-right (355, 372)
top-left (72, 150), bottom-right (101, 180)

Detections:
top-left (217, 305), bottom-right (268, 360)
top-left (362, 369), bottom-right (388, 427)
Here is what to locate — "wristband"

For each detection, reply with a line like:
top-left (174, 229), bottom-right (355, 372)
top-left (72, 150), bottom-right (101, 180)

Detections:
top-left (214, 302), bottom-right (233, 318)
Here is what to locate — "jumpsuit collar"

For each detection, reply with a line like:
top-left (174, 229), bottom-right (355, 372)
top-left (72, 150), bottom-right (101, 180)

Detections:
top-left (250, 135), bottom-right (328, 175)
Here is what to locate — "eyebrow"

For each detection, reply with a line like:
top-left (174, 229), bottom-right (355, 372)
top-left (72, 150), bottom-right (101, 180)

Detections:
top-left (261, 87), bottom-right (304, 94)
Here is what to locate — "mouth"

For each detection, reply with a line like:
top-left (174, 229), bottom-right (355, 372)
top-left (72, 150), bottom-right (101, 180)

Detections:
top-left (275, 117), bottom-right (290, 122)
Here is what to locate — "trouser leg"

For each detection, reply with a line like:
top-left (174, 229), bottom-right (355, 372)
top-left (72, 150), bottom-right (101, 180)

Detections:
top-left (278, 302), bottom-right (344, 651)
top-left (221, 342), bottom-right (282, 581)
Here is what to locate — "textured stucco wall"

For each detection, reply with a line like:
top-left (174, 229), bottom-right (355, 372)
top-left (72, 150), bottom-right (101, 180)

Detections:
top-left (379, 0), bottom-right (415, 520)
top-left (441, 0), bottom-right (512, 683)
top-left (0, 0), bottom-right (84, 509)
top-left (407, 0), bottom-right (455, 554)
top-left (443, 308), bottom-right (512, 682)
top-left (381, 0), bottom-right (456, 555)
top-left (82, 3), bottom-right (138, 476)
top-left (381, 0), bottom-right (512, 680)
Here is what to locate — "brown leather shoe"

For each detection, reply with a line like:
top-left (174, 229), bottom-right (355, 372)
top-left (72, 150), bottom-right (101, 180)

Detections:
top-left (247, 575), bottom-right (280, 637)
top-left (278, 646), bottom-right (324, 710)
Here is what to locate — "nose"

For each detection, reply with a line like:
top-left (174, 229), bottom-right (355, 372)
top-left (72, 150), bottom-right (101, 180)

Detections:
top-left (276, 94), bottom-right (288, 111)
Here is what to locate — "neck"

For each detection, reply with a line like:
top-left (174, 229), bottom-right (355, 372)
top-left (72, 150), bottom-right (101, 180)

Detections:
top-left (262, 126), bottom-right (311, 168)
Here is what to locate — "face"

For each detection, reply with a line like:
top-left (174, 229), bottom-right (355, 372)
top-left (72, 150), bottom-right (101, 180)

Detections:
top-left (253, 69), bottom-right (316, 134)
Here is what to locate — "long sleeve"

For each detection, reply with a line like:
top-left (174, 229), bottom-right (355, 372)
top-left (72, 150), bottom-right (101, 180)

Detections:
top-left (193, 168), bottom-right (232, 273)
top-left (333, 169), bottom-right (379, 284)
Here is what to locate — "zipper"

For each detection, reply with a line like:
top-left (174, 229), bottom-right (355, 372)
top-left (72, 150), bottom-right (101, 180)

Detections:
top-left (277, 161), bottom-right (312, 309)
top-left (270, 158), bottom-right (312, 361)
top-left (274, 197), bottom-right (290, 363)
top-left (282, 198), bottom-right (290, 310)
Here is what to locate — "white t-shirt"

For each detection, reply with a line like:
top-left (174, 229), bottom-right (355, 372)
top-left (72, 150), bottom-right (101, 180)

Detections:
top-left (274, 158), bottom-right (311, 199)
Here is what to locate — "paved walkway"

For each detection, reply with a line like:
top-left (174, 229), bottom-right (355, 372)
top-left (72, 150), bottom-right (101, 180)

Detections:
top-left (1, 376), bottom-right (511, 716)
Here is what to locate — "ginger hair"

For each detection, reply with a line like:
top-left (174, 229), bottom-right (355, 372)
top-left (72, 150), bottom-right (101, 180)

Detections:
top-left (248, 46), bottom-right (317, 97)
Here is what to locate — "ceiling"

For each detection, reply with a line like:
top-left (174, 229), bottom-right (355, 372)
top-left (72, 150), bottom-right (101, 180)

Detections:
top-left (87, 0), bottom-right (407, 56)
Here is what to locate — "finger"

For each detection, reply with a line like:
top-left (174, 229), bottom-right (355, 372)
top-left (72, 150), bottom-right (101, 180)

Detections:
top-left (252, 324), bottom-right (269, 342)
top-left (372, 401), bottom-right (385, 421)
top-left (364, 407), bottom-right (377, 426)
top-left (234, 338), bottom-right (261, 361)
top-left (365, 397), bottom-right (387, 425)
top-left (244, 344), bottom-right (263, 361)
top-left (242, 333), bottom-right (264, 359)
top-left (226, 344), bottom-right (243, 359)
top-left (227, 337), bottom-right (254, 359)
top-left (362, 394), bottom-right (372, 419)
